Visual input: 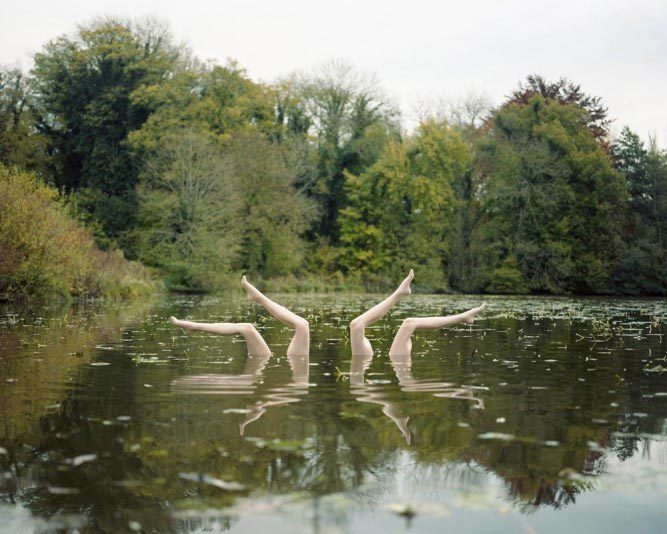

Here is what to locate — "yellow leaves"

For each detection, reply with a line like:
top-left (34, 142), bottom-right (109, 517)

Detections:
top-left (0, 164), bottom-right (154, 302)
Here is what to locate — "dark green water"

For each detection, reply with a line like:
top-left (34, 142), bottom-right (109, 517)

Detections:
top-left (1, 294), bottom-right (666, 533)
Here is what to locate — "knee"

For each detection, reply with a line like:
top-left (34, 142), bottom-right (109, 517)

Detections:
top-left (294, 317), bottom-right (309, 332)
top-left (399, 318), bottom-right (417, 334)
top-left (349, 317), bottom-right (362, 332)
top-left (239, 323), bottom-right (257, 333)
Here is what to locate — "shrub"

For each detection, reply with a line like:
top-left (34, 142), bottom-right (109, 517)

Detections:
top-left (0, 165), bottom-right (155, 302)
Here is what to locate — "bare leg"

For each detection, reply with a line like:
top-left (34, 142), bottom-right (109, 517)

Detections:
top-left (170, 317), bottom-right (271, 356)
top-left (350, 269), bottom-right (414, 356)
top-left (242, 276), bottom-right (309, 356)
top-left (389, 303), bottom-right (486, 357)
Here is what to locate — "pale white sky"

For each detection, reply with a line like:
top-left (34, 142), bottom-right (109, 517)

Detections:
top-left (2, 0), bottom-right (666, 145)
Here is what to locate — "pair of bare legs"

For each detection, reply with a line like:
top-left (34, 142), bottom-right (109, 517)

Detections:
top-left (349, 271), bottom-right (485, 442)
top-left (170, 276), bottom-right (309, 357)
top-left (349, 269), bottom-right (486, 357)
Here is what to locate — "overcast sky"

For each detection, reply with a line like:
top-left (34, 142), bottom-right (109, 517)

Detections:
top-left (2, 0), bottom-right (666, 145)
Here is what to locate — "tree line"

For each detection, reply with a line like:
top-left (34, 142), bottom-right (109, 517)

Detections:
top-left (1, 17), bottom-right (665, 298)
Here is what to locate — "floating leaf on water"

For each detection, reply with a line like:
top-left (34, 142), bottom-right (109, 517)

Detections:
top-left (129, 521), bottom-right (142, 532)
top-left (143, 384), bottom-right (153, 388)
top-left (47, 485), bottom-right (81, 495)
top-left (0, 447), bottom-right (7, 455)
top-left (495, 417), bottom-right (506, 423)
top-left (544, 440), bottom-right (560, 447)
top-left (223, 408), bottom-right (251, 414)
top-left (66, 453), bottom-right (98, 467)
top-left (588, 441), bottom-right (604, 452)
top-left (116, 415), bottom-right (131, 422)
top-left (266, 439), bottom-right (306, 452)
top-left (90, 362), bottom-right (110, 367)
top-left (111, 480), bottom-right (143, 487)
top-left (477, 432), bottom-right (514, 441)
top-left (178, 472), bottom-right (245, 491)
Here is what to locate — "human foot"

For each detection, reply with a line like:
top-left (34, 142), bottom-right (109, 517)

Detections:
top-left (396, 269), bottom-right (415, 296)
top-left (241, 275), bottom-right (262, 302)
top-left (170, 316), bottom-right (193, 333)
top-left (461, 303), bottom-right (486, 324)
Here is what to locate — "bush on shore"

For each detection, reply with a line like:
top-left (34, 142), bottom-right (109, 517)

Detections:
top-left (0, 165), bottom-right (156, 302)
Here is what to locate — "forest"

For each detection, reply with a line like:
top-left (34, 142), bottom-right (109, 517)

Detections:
top-left (1, 17), bottom-right (666, 302)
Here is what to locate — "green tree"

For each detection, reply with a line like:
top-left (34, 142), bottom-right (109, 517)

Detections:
top-left (129, 60), bottom-right (278, 154)
top-left (508, 74), bottom-right (611, 148)
top-left (289, 60), bottom-right (399, 241)
top-left (0, 67), bottom-right (47, 171)
top-left (135, 130), bottom-right (239, 291)
top-left (612, 127), bottom-right (667, 294)
top-left (225, 133), bottom-right (315, 277)
top-left (137, 131), bottom-right (313, 291)
top-left (339, 120), bottom-right (471, 289)
top-left (31, 17), bottom-right (187, 249)
top-left (474, 95), bottom-right (626, 294)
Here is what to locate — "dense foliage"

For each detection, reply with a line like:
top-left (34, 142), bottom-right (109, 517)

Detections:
top-left (1, 17), bottom-right (665, 299)
top-left (0, 165), bottom-right (154, 301)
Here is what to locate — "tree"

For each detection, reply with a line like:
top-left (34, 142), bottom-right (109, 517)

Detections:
top-left (474, 95), bottom-right (626, 294)
top-left (0, 66), bottom-right (47, 171)
top-left (224, 133), bottom-right (315, 277)
top-left (508, 75), bottom-right (611, 148)
top-left (288, 60), bottom-right (400, 241)
top-left (136, 130), bottom-right (314, 291)
top-left (130, 60), bottom-right (278, 155)
top-left (135, 130), bottom-right (238, 291)
top-left (612, 127), bottom-right (667, 294)
top-left (339, 120), bottom-right (471, 289)
top-left (31, 17), bottom-right (187, 249)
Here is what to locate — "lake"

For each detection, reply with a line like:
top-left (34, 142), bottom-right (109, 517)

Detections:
top-left (1, 294), bottom-right (666, 533)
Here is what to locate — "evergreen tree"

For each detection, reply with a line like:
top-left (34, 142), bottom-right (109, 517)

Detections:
top-left (612, 127), bottom-right (667, 294)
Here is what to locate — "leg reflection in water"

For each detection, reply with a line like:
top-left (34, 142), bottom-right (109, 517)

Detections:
top-left (170, 352), bottom-right (309, 436)
top-left (238, 353), bottom-right (309, 435)
top-left (350, 353), bottom-right (412, 444)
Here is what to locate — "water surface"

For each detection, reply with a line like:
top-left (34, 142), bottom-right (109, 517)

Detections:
top-left (1, 294), bottom-right (666, 532)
